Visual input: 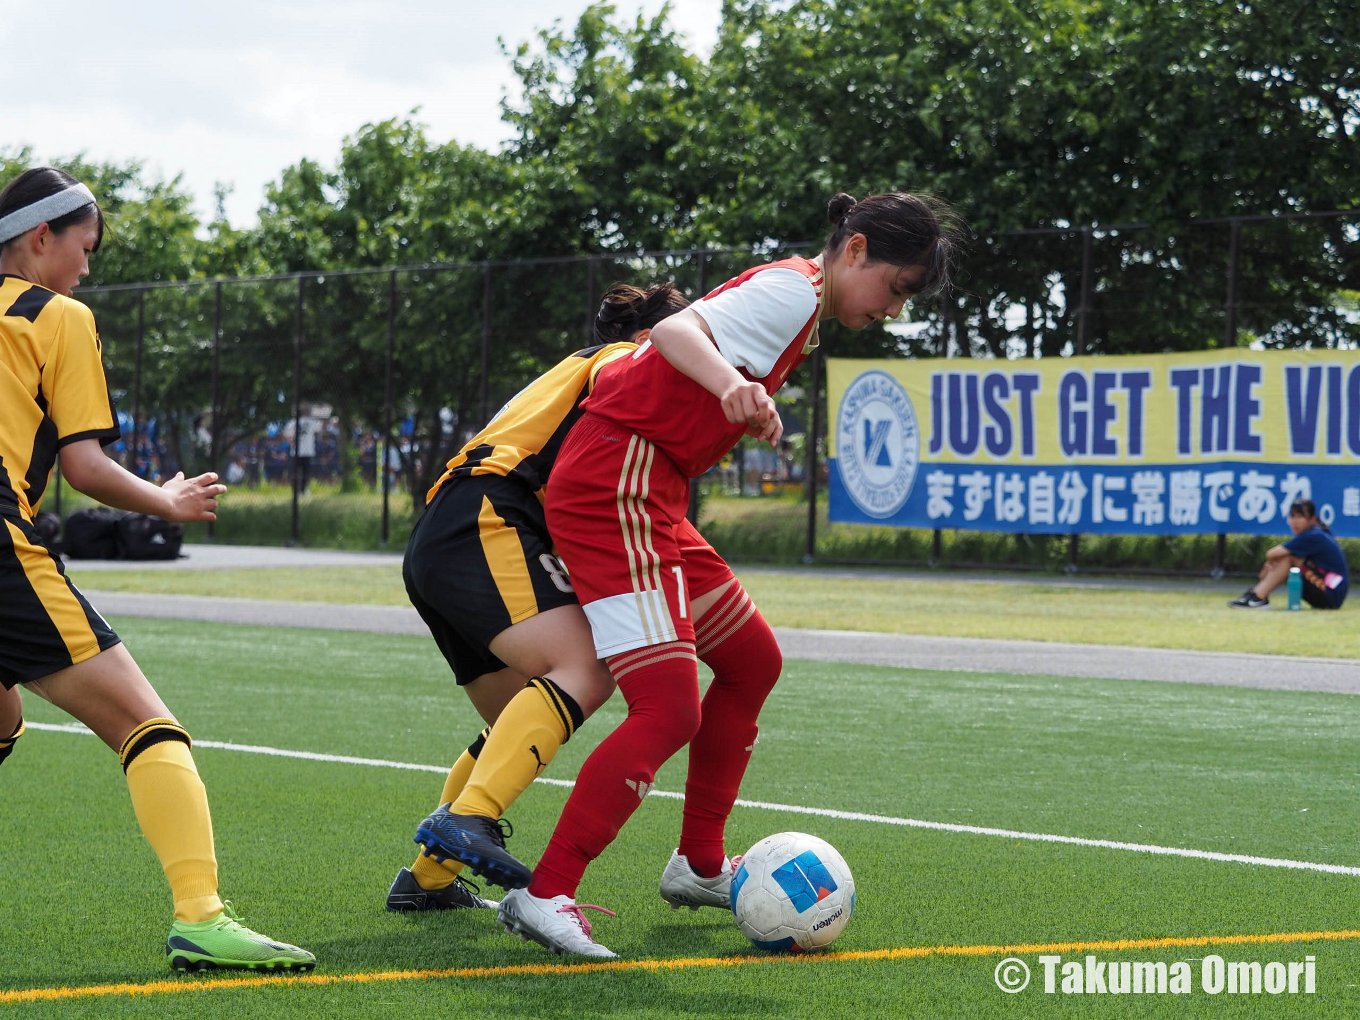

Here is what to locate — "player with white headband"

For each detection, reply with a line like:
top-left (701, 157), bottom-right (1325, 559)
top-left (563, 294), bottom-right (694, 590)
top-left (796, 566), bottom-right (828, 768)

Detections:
top-left (0, 167), bottom-right (315, 974)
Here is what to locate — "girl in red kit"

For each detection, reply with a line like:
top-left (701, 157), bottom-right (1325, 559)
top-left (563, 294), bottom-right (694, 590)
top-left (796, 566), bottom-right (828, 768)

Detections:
top-left (495, 192), bottom-right (957, 956)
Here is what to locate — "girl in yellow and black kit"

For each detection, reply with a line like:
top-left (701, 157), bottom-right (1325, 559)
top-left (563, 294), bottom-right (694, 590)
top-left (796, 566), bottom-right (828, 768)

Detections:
top-left (393, 283), bottom-right (692, 910)
top-left (0, 168), bottom-right (314, 973)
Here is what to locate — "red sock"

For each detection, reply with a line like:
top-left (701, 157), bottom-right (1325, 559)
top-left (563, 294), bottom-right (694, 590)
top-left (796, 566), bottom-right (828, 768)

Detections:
top-left (679, 586), bottom-right (782, 877)
top-left (529, 643), bottom-right (701, 900)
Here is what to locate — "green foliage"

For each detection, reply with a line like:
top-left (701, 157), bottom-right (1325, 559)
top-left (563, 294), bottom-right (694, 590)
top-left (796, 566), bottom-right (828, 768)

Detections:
top-left (4, 2), bottom-right (1356, 557)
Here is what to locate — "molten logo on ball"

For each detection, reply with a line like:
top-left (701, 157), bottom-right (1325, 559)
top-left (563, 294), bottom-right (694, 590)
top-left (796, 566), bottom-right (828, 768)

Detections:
top-left (731, 832), bottom-right (856, 951)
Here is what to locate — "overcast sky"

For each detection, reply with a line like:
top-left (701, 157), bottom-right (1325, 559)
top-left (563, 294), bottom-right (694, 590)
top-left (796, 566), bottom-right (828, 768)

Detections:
top-left (2, 1), bottom-right (723, 228)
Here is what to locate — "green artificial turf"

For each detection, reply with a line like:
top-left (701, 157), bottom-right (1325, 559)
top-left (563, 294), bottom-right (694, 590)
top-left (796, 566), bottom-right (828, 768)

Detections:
top-left (3, 618), bottom-right (1359, 1017)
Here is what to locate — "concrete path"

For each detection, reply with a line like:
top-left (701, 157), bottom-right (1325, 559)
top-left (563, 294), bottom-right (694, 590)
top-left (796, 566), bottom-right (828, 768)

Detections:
top-left (86, 590), bottom-right (1359, 697)
top-left (67, 543), bottom-right (1245, 593)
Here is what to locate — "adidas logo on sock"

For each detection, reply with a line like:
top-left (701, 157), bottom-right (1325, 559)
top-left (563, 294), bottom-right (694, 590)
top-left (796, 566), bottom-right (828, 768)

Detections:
top-left (624, 778), bottom-right (655, 800)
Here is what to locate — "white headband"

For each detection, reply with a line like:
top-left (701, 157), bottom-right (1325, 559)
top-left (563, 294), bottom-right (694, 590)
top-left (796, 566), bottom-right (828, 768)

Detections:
top-left (0, 183), bottom-right (97, 245)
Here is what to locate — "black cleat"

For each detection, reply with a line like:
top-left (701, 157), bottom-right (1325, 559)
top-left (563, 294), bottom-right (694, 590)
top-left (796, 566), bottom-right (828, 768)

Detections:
top-left (1227, 590), bottom-right (1270, 609)
top-left (415, 806), bottom-right (534, 890)
top-left (386, 866), bottom-right (498, 912)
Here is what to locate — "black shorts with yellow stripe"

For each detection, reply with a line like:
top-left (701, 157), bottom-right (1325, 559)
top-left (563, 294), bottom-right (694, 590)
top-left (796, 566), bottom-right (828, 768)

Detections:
top-left (402, 476), bottom-right (578, 686)
top-left (1, 510), bottom-right (121, 689)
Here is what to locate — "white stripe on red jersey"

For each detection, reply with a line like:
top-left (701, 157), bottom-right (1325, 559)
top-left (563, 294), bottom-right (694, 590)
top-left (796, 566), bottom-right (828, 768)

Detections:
top-left (582, 256), bottom-right (824, 478)
top-left (579, 432), bottom-right (680, 656)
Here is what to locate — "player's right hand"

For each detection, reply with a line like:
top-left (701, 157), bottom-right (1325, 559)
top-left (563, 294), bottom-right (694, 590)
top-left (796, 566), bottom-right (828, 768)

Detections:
top-left (720, 381), bottom-right (776, 428)
top-left (745, 410), bottom-right (784, 446)
top-left (161, 471), bottom-right (227, 523)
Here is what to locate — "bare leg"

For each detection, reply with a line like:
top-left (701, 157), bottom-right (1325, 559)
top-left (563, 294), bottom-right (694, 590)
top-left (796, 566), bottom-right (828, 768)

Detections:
top-left (24, 645), bottom-right (225, 924)
top-left (487, 605), bottom-right (614, 714)
top-left (1, 683), bottom-right (20, 738)
top-left (690, 578), bottom-right (736, 622)
top-left (23, 643), bottom-right (172, 750)
top-left (463, 667), bottom-right (530, 727)
top-left (1253, 556), bottom-right (1302, 599)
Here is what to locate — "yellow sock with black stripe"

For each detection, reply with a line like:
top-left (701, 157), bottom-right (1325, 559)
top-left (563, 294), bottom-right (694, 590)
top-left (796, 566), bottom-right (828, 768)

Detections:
top-left (120, 718), bottom-right (223, 923)
top-left (453, 677), bottom-right (584, 820)
top-left (411, 727), bottom-right (490, 890)
top-left (0, 717), bottom-right (24, 766)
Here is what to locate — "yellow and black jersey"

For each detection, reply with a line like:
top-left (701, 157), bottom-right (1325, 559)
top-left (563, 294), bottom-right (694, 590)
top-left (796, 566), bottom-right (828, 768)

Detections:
top-left (426, 341), bottom-right (636, 505)
top-left (0, 276), bottom-right (119, 521)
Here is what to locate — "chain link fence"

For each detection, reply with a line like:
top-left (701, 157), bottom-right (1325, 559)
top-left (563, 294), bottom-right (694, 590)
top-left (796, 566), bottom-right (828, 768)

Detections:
top-left (66, 212), bottom-right (1357, 566)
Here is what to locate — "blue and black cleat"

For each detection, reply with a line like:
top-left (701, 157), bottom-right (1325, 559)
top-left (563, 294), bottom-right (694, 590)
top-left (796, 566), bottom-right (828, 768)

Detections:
top-left (415, 806), bottom-right (533, 890)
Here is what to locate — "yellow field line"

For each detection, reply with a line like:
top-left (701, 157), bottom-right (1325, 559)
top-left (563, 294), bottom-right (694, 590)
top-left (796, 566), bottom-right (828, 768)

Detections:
top-left (5, 929), bottom-right (1359, 1005)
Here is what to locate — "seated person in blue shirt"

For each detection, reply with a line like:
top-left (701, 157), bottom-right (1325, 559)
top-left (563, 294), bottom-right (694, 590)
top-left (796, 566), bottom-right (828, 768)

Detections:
top-left (1229, 499), bottom-right (1350, 610)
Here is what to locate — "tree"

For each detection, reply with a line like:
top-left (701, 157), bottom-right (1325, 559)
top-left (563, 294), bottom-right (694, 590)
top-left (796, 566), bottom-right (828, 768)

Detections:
top-left (699, 0), bottom-right (1357, 355)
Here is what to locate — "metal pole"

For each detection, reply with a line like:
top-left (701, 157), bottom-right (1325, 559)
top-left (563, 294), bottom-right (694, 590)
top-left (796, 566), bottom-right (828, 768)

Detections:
top-left (383, 267), bottom-right (397, 546)
top-left (1213, 534), bottom-right (1227, 579)
top-left (687, 253), bottom-right (710, 524)
top-left (132, 289), bottom-right (144, 475)
top-left (290, 275), bottom-right (303, 546)
top-left (930, 528), bottom-right (942, 566)
top-left (1076, 226), bottom-right (1093, 356)
top-left (803, 347), bottom-right (823, 564)
top-left (382, 269), bottom-right (396, 547)
top-left (1224, 218), bottom-right (1242, 347)
top-left (586, 256), bottom-right (599, 343)
top-left (1067, 533), bottom-right (1080, 574)
top-left (481, 264), bottom-right (492, 424)
top-left (208, 281), bottom-right (222, 540)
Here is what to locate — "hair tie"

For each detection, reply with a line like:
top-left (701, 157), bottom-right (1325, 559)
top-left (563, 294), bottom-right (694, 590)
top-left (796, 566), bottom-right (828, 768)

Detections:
top-left (0, 182), bottom-right (96, 244)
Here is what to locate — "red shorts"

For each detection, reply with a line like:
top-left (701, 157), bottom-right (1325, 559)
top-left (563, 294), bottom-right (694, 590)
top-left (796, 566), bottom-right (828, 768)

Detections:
top-left (547, 414), bottom-right (735, 657)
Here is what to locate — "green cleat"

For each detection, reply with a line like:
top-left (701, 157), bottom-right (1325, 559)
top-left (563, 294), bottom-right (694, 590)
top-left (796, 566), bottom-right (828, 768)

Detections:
top-left (166, 902), bottom-right (315, 973)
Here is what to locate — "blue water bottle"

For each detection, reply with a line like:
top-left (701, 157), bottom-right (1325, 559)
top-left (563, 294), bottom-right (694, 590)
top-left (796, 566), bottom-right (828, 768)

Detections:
top-left (1287, 566), bottom-right (1302, 611)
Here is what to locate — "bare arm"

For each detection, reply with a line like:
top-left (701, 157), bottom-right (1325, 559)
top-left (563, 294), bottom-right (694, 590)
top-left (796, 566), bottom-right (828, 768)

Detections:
top-left (1264, 543), bottom-right (1291, 562)
top-left (647, 308), bottom-right (783, 444)
top-left (58, 439), bottom-right (225, 522)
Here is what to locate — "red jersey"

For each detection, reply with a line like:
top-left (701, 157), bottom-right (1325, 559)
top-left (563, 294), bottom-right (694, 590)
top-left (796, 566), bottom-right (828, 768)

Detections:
top-left (582, 256), bottom-right (824, 478)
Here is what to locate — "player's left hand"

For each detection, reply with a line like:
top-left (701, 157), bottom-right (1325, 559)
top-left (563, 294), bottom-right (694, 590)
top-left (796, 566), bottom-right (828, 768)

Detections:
top-left (161, 471), bottom-right (227, 523)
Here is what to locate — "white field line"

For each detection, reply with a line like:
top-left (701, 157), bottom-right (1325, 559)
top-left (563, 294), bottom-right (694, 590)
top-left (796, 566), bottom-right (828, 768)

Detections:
top-left (28, 721), bottom-right (1360, 879)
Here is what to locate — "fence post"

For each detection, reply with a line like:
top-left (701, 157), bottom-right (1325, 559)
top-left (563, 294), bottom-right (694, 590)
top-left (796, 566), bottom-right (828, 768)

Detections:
top-left (1224, 218), bottom-right (1242, 347)
top-left (382, 269), bottom-right (396, 547)
top-left (131, 289), bottom-right (144, 475)
top-left (687, 253), bottom-right (710, 525)
top-left (1067, 533), bottom-right (1080, 574)
top-left (803, 347), bottom-right (823, 565)
top-left (930, 529), bottom-right (942, 566)
top-left (481, 264), bottom-right (492, 424)
top-left (585, 256), bottom-right (599, 344)
top-left (1076, 226), bottom-right (1093, 356)
top-left (206, 282), bottom-right (222, 540)
top-left (1213, 534), bottom-right (1226, 579)
top-left (290, 275), bottom-right (303, 547)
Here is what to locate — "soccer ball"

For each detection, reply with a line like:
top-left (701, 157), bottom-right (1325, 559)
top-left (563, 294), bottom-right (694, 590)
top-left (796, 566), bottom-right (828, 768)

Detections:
top-left (731, 831), bottom-right (855, 951)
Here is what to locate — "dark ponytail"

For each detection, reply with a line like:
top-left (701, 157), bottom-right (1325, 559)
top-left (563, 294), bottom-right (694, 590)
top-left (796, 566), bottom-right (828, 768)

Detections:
top-left (0, 167), bottom-right (105, 251)
top-left (823, 191), bottom-right (959, 298)
top-left (593, 282), bottom-right (690, 346)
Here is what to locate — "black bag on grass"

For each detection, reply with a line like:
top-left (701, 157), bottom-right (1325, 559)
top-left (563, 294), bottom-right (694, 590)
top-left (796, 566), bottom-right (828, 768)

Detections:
top-left (31, 512), bottom-right (62, 555)
top-left (63, 507), bottom-right (123, 559)
top-left (116, 513), bottom-right (184, 561)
